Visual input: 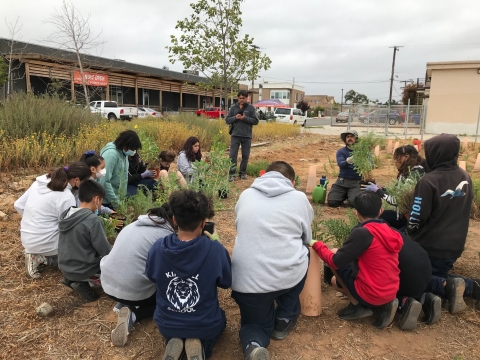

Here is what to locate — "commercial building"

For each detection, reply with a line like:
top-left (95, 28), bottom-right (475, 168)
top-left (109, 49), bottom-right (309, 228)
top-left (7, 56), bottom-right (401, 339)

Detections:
top-left (249, 82), bottom-right (305, 108)
top-left (0, 38), bottom-right (226, 111)
top-left (304, 95), bottom-right (335, 108)
top-left (423, 60), bottom-right (480, 135)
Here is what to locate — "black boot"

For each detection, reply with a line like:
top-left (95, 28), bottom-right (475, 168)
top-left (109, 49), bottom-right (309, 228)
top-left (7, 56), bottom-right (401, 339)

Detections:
top-left (373, 299), bottom-right (398, 329)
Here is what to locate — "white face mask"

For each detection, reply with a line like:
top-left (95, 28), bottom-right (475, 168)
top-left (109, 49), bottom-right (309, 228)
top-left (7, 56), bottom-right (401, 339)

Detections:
top-left (96, 168), bottom-right (107, 178)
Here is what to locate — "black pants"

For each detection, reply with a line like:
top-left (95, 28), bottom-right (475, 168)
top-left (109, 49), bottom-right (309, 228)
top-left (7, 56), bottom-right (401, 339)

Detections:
top-left (425, 257), bottom-right (475, 299)
top-left (229, 136), bottom-right (252, 176)
top-left (327, 178), bottom-right (361, 207)
top-left (231, 272), bottom-right (307, 353)
top-left (379, 210), bottom-right (407, 230)
top-left (107, 292), bottom-right (156, 322)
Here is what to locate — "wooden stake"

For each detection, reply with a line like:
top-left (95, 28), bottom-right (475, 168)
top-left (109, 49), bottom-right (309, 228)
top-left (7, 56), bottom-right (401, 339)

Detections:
top-left (474, 154), bottom-right (480, 171)
top-left (463, 138), bottom-right (469, 150)
top-left (374, 145), bottom-right (380, 156)
top-left (306, 165), bottom-right (317, 193)
top-left (459, 161), bottom-right (466, 171)
top-left (387, 139), bottom-right (393, 154)
top-left (299, 248), bottom-right (322, 316)
top-left (393, 141), bottom-right (399, 154)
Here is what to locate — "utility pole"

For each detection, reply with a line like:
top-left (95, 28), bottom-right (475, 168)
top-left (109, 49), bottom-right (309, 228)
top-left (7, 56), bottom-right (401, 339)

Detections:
top-left (388, 46), bottom-right (403, 105)
top-left (341, 88), bottom-right (344, 112)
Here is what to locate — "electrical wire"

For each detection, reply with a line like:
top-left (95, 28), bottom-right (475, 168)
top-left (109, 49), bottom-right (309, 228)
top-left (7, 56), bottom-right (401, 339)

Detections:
top-left (261, 76), bottom-right (390, 85)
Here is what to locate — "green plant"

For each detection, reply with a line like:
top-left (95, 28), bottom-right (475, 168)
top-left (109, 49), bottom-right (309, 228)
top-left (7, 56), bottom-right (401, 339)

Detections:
top-left (294, 175), bottom-right (300, 189)
top-left (321, 209), bottom-right (358, 248)
top-left (116, 187), bottom-right (155, 225)
top-left (470, 177), bottom-right (480, 219)
top-left (139, 133), bottom-right (160, 165)
top-left (326, 156), bottom-right (339, 177)
top-left (101, 216), bottom-right (119, 243)
top-left (246, 159), bottom-right (270, 177)
top-left (311, 205), bottom-right (324, 241)
top-left (373, 155), bottom-right (382, 168)
top-left (385, 170), bottom-right (422, 216)
top-left (352, 132), bottom-right (381, 181)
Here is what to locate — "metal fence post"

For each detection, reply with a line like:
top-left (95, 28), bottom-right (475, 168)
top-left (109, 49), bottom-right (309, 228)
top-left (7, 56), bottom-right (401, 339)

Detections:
top-left (385, 105), bottom-right (390, 136)
top-left (421, 104), bottom-right (427, 142)
top-left (475, 105), bottom-right (480, 146)
top-left (347, 107), bottom-right (351, 131)
top-left (367, 104), bottom-right (370, 133)
top-left (330, 106), bottom-right (333, 126)
top-left (405, 99), bottom-right (410, 139)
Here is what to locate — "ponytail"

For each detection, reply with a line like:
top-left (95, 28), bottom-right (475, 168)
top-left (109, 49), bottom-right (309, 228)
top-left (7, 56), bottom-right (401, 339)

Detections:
top-left (47, 161), bottom-right (91, 191)
top-left (147, 203), bottom-right (174, 229)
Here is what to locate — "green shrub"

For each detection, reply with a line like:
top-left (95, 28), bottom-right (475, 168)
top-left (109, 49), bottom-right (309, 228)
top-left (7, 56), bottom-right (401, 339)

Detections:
top-left (352, 132), bottom-right (382, 181)
top-left (471, 177), bottom-right (480, 219)
top-left (246, 159), bottom-right (270, 177)
top-left (0, 92), bottom-right (99, 138)
top-left (321, 209), bottom-right (358, 248)
top-left (385, 170), bottom-right (422, 216)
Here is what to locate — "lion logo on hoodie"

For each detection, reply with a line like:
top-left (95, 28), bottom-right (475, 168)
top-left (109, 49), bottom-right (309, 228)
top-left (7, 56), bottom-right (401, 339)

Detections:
top-left (166, 277), bottom-right (200, 311)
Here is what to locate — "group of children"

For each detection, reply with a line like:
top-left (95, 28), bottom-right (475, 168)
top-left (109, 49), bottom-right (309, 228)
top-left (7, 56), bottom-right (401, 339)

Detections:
top-left (12, 130), bottom-right (480, 360)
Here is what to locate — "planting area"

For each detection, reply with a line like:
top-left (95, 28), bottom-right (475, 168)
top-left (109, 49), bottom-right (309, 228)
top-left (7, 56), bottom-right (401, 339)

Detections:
top-left (2, 134), bottom-right (480, 359)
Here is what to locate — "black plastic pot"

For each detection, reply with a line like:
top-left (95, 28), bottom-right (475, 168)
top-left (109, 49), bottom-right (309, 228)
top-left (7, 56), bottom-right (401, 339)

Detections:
top-left (323, 264), bottom-right (334, 284)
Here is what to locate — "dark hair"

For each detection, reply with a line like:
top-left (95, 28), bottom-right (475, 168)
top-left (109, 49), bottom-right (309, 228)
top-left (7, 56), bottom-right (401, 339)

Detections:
top-left (354, 192), bottom-right (382, 219)
top-left (238, 89), bottom-right (248, 98)
top-left (78, 180), bottom-right (106, 203)
top-left (393, 145), bottom-right (423, 179)
top-left (169, 190), bottom-right (214, 232)
top-left (114, 130), bottom-right (142, 151)
top-left (79, 150), bottom-right (104, 169)
top-left (180, 137), bottom-right (202, 163)
top-left (266, 161), bottom-right (296, 181)
top-left (46, 161), bottom-right (91, 192)
top-left (159, 150), bottom-right (176, 162)
top-left (147, 203), bottom-right (174, 229)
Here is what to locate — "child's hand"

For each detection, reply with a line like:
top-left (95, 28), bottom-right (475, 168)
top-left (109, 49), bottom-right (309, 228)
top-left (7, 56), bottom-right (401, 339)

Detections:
top-left (204, 230), bottom-right (220, 242)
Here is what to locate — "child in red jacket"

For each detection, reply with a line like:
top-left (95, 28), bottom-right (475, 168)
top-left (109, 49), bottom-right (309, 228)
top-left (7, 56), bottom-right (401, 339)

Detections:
top-left (311, 192), bottom-right (403, 329)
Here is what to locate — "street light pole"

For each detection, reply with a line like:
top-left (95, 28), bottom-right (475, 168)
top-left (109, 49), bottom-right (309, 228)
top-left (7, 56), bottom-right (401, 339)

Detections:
top-left (341, 88), bottom-right (344, 112)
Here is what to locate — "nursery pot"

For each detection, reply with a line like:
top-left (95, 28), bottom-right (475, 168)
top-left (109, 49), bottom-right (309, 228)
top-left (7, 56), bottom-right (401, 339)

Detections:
top-left (259, 170), bottom-right (266, 176)
top-left (148, 166), bottom-right (161, 179)
top-left (299, 247), bottom-right (322, 316)
top-left (323, 263), bottom-right (334, 284)
top-left (218, 189), bottom-right (228, 199)
top-left (359, 179), bottom-right (375, 186)
top-left (412, 139), bottom-right (421, 150)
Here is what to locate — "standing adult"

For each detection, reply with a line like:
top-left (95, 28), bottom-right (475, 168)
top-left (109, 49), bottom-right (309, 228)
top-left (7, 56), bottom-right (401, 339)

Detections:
top-left (406, 134), bottom-right (477, 313)
top-left (225, 90), bottom-right (259, 182)
top-left (98, 130), bottom-right (142, 209)
top-left (231, 161), bottom-right (313, 360)
top-left (327, 130), bottom-right (362, 207)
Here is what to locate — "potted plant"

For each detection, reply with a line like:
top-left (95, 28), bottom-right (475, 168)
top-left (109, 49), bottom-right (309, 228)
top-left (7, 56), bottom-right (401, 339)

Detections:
top-left (140, 135), bottom-right (160, 179)
top-left (385, 170), bottom-right (422, 218)
top-left (351, 132), bottom-right (381, 185)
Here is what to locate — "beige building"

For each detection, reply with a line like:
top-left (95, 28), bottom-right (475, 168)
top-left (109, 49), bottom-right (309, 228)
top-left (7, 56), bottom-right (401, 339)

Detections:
top-left (249, 82), bottom-right (305, 108)
top-left (424, 60), bottom-right (480, 134)
top-left (304, 95), bottom-right (335, 108)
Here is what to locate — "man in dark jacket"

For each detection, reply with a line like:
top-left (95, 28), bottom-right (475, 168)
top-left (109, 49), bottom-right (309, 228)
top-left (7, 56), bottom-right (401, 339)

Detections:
top-left (327, 130), bottom-right (362, 207)
top-left (225, 90), bottom-right (259, 182)
top-left (406, 133), bottom-right (479, 314)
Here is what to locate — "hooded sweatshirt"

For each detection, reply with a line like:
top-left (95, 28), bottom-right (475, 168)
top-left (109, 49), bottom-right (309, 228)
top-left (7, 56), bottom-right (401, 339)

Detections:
top-left (231, 171), bottom-right (313, 293)
top-left (101, 215), bottom-right (174, 301)
top-left (406, 134), bottom-right (473, 259)
top-left (225, 102), bottom-right (259, 138)
top-left (146, 233), bottom-right (231, 339)
top-left (14, 175), bottom-right (76, 256)
top-left (58, 207), bottom-right (112, 281)
top-left (98, 142), bottom-right (129, 208)
top-left (336, 146), bottom-right (361, 179)
top-left (313, 220), bottom-right (403, 305)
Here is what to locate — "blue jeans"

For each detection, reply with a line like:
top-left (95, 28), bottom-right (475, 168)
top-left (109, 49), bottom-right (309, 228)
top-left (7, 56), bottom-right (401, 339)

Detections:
top-left (425, 257), bottom-right (474, 298)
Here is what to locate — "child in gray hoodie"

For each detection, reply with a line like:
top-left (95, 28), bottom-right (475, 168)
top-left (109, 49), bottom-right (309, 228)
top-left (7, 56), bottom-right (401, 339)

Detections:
top-left (58, 180), bottom-right (112, 302)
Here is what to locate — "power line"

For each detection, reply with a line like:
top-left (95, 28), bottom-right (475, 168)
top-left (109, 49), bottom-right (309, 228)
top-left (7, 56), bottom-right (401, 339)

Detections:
top-left (261, 76), bottom-right (390, 84)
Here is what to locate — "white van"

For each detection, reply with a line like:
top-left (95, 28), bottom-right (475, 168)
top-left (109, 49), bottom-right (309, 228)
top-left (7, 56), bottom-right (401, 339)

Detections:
top-left (274, 108), bottom-right (306, 125)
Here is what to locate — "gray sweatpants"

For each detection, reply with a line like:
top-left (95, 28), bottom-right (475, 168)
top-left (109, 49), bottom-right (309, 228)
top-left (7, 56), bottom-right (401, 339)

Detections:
top-left (229, 136), bottom-right (252, 176)
top-left (327, 177), bottom-right (361, 207)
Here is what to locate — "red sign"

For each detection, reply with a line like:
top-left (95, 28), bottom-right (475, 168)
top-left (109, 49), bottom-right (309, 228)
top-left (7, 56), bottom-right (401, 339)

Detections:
top-left (73, 71), bottom-right (108, 87)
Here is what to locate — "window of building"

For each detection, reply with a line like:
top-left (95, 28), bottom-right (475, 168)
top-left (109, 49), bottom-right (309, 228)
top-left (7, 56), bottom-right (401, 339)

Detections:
top-left (270, 91), bottom-right (290, 100)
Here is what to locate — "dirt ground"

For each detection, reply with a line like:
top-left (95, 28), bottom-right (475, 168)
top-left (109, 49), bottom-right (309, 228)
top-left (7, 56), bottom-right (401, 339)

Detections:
top-left (1, 134), bottom-right (480, 360)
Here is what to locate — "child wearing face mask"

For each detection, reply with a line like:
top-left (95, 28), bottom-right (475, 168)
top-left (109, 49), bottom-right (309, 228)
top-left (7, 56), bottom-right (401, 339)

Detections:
top-left (14, 162), bottom-right (92, 279)
top-left (79, 150), bottom-right (113, 215)
top-left (58, 180), bottom-right (112, 301)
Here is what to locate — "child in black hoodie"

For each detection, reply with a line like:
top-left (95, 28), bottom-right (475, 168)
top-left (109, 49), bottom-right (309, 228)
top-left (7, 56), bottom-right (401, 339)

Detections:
top-left (406, 134), bottom-right (479, 313)
top-left (146, 190), bottom-right (231, 360)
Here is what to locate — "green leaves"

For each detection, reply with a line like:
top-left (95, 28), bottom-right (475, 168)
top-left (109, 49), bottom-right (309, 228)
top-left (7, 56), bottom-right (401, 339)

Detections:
top-left (344, 89), bottom-right (369, 104)
top-left (351, 132), bottom-right (382, 180)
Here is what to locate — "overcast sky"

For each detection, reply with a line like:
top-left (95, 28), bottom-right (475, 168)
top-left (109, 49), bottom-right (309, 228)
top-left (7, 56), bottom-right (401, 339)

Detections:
top-left (2, 0), bottom-right (480, 103)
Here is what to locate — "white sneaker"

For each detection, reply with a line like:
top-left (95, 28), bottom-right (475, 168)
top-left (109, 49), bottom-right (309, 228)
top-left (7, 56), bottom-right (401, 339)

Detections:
top-left (25, 253), bottom-right (47, 279)
top-left (113, 302), bottom-right (126, 314)
top-left (111, 307), bottom-right (134, 347)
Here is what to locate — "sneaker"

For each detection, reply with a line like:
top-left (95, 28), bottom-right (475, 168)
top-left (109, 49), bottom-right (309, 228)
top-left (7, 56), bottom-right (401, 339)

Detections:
top-left (184, 338), bottom-right (204, 360)
top-left (25, 253), bottom-right (47, 279)
top-left (163, 338), bottom-right (184, 360)
top-left (421, 292), bottom-right (442, 325)
top-left (373, 298), bottom-right (398, 329)
top-left (271, 319), bottom-right (296, 340)
top-left (240, 174), bottom-right (247, 180)
top-left (111, 307), bottom-right (134, 347)
top-left (398, 297), bottom-right (422, 331)
top-left (229, 176), bottom-right (235, 182)
top-left (71, 281), bottom-right (100, 302)
top-left (245, 343), bottom-right (270, 360)
top-left (60, 277), bottom-right (74, 289)
top-left (445, 277), bottom-right (467, 314)
top-left (337, 302), bottom-right (373, 320)
top-left (113, 302), bottom-right (127, 314)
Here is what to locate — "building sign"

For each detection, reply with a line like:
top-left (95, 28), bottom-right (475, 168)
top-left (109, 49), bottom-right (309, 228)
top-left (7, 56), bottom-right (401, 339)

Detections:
top-left (73, 71), bottom-right (108, 87)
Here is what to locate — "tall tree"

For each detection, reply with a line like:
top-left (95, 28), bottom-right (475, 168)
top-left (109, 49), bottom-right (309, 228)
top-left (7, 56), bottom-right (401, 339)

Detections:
top-left (1, 17), bottom-right (26, 98)
top-left (344, 89), bottom-right (369, 104)
top-left (296, 100), bottom-right (310, 113)
top-left (168, 0), bottom-right (271, 110)
top-left (45, 0), bottom-right (104, 104)
top-left (402, 82), bottom-right (423, 105)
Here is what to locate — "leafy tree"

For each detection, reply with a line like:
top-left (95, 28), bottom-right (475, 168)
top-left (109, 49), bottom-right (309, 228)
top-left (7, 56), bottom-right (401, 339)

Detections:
top-left (402, 82), bottom-right (423, 105)
top-left (383, 99), bottom-right (400, 106)
top-left (168, 0), bottom-right (271, 111)
top-left (296, 100), bottom-right (310, 113)
top-left (344, 89), bottom-right (369, 104)
top-left (0, 57), bottom-right (7, 88)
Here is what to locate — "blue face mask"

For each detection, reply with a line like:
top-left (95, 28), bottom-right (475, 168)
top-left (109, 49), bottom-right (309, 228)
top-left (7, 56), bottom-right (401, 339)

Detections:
top-left (94, 208), bottom-right (99, 216)
top-left (123, 149), bottom-right (136, 156)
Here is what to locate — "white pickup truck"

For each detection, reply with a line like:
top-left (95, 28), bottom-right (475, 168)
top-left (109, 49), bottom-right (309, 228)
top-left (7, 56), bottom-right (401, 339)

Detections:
top-left (89, 101), bottom-right (137, 120)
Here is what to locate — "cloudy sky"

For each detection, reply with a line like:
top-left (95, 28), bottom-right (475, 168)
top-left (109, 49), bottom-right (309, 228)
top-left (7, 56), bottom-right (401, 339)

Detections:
top-left (2, 0), bottom-right (480, 103)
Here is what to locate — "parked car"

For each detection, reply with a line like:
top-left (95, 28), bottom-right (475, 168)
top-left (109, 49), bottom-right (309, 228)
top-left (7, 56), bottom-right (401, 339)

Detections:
top-left (336, 111), bottom-right (350, 123)
top-left (360, 109), bottom-right (401, 125)
top-left (89, 101), bottom-right (137, 121)
top-left (258, 110), bottom-right (276, 122)
top-left (196, 107), bottom-right (225, 118)
top-left (274, 108), bottom-right (306, 125)
top-left (138, 107), bottom-right (162, 118)
top-left (136, 108), bottom-right (147, 118)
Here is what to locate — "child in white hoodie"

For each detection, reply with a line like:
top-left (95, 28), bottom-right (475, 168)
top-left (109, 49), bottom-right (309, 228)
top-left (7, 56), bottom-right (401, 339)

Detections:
top-left (14, 162), bottom-right (91, 279)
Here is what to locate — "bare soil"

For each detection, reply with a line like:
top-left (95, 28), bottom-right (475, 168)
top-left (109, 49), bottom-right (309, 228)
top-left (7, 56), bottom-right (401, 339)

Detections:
top-left (1, 134), bottom-right (480, 360)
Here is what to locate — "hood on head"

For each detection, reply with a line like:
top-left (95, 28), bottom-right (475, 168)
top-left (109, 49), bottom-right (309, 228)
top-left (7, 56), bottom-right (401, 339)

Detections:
top-left (424, 134), bottom-right (459, 170)
top-left (364, 222), bottom-right (403, 253)
top-left (250, 171), bottom-right (295, 198)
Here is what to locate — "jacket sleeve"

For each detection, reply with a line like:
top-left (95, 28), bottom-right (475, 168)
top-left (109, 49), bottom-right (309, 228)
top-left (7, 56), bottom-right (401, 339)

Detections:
top-left (312, 228), bottom-right (373, 269)
top-left (100, 205), bottom-right (112, 215)
top-left (177, 152), bottom-right (193, 176)
top-left (89, 218), bottom-right (112, 257)
top-left (225, 106), bottom-right (237, 124)
top-left (301, 197), bottom-right (314, 246)
top-left (406, 180), bottom-right (433, 238)
top-left (242, 105), bottom-right (259, 125)
top-left (376, 188), bottom-right (397, 206)
top-left (145, 245), bottom-right (158, 283)
top-left (336, 148), bottom-right (350, 169)
top-left (14, 185), bottom-right (34, 215)
top-left (98, 150), bottom-right (120, 208)
top-left (217, 247), bottom-right (232, 289)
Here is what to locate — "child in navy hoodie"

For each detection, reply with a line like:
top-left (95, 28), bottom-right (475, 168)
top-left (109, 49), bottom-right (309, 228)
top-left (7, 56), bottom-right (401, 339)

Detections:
top-left (146, 190), bottom-right (231, 360)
